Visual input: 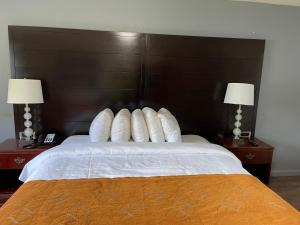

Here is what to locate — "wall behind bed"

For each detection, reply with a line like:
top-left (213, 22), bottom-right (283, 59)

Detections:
top-left (0, 0), bottom-right (299, 176)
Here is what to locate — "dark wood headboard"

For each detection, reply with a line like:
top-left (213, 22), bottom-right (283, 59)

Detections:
top-left (8, 26), bottom-right (265, 139)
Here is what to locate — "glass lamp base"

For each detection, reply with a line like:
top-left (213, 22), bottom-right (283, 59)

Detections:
top-left (19, 131), bottom-right (36, 141)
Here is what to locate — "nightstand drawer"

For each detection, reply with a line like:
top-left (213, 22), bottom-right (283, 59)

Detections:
top-left (233, 149), bottom-right (273, 164)
top-left (0, 154), bottom-right (37, 169)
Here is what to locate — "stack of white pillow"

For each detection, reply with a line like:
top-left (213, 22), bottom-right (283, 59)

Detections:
top-left (89, 107), bottom-right (181, 143)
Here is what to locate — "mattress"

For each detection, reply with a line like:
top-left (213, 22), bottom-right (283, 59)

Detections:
top-left (0, 139), bottom-right (299, 224)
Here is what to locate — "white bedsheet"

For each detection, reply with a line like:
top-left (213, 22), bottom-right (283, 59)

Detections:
top-left (19, 141), bottom-right (248, 182)
top-left (61, 134), bottom-right (210, 144)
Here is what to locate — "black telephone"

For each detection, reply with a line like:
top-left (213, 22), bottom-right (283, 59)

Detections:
top-left (23, 133), bottom-right (58, 149)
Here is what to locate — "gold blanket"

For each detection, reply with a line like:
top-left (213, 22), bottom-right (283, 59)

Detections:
top-left (0, 174), bottom-right (299, 225)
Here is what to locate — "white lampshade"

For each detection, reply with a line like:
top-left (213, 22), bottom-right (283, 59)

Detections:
top-left (224, 83), bottom-right (254, 106)
top-left (7, 79), bottom-right (44, 104)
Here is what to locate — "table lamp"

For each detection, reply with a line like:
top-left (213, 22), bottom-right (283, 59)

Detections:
top-left (7, 79), bottom-right (44, 141)
top-left (224, 83), bottom-right (254, 139)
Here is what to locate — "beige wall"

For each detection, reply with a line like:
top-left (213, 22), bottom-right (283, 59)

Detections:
top-left (0, 0), bottom-right (299, 175)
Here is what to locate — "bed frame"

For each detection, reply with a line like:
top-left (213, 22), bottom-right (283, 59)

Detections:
top-left (8, 26), bottom-right (265, 139)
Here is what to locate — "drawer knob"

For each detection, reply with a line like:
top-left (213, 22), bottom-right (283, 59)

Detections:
top-left (245, 153), bottom-right (255, 160)
top-left (14, 157), bottom-right (26, 164)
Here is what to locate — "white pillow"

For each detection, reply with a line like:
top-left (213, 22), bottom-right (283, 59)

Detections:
top-left (158, 108), bottom-right (182, 142)
top-left (142, 107), bottom-right (165, 142)
top-left (158, 107), bottom-right (171, 114)
top-left (89, 108), bottom-right (114, 142)
top-left (111, 108), bottom-right (131, 142)
top-left (131, 109), bottom-right (149, 142)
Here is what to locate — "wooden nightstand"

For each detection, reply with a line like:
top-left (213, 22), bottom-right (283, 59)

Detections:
top-left (0, 139), bottom-right (55, 207)
top-left (216, 137), bottom-right (274, 184)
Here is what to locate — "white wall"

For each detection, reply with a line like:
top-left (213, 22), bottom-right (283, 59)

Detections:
top-left (0, 0), bottom-right (299, 176)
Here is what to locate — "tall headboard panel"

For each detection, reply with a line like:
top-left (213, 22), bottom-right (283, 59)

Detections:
top-left (8, 26), bottom-right (265, 139)
top-left (143, 34), bottom-right (265, 137)
top-left (9, 26), bottom-right (145, 136)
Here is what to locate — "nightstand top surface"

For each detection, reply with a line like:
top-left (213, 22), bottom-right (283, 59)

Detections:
top-left (218, 137), bottom-right (273, 150)
top-left (0, 139), bottom-right (54, 153)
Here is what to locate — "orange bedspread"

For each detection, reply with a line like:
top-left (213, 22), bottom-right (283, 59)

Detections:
top-left (0, 174), bottom-right (299, 225)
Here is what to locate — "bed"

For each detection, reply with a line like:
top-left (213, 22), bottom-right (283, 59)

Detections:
top-left (0, 135), bottom-right (299, 225)
top-left (4, 26), bottom-right (299, 224)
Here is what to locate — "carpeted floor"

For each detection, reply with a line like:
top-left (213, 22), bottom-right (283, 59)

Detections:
top-left (269, 176), bottom-right (300, 211)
